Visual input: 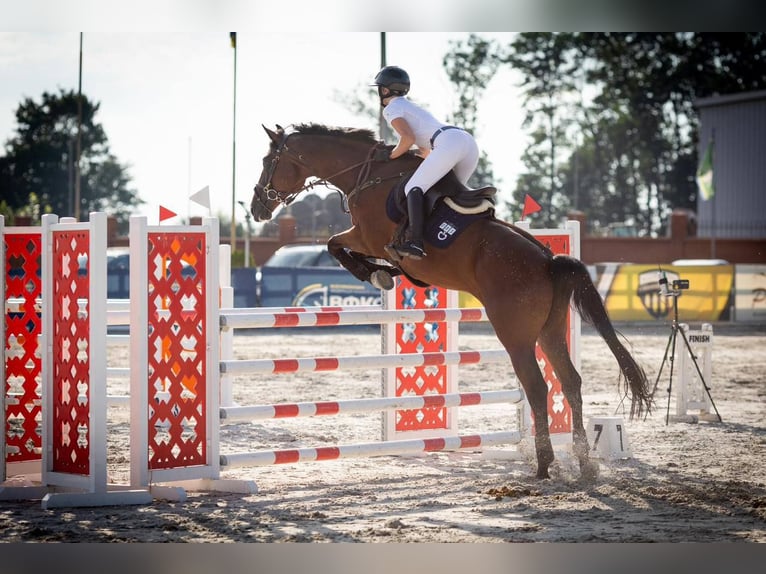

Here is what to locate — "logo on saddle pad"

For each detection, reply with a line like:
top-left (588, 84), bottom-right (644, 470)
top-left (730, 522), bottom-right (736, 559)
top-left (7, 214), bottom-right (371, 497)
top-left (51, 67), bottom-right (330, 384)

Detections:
top-left (437, 221), bottom-right (457, 242)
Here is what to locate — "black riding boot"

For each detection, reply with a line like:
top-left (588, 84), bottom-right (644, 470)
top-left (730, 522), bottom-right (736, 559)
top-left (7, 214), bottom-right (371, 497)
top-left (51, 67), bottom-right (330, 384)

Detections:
top-left (397, 188), bottom-right (427, 259)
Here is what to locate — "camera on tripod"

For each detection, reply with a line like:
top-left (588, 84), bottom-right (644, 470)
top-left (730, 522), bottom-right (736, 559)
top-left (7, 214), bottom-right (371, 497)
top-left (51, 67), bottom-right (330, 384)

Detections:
top-left (658, 272), bottom-right (690, 297)
top-left (653, 270), bottom-right (721, 425)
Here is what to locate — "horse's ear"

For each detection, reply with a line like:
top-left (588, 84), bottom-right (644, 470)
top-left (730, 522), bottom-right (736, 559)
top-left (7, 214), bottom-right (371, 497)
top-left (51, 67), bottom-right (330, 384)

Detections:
top-left (262, 124), bottom-right (281, 144)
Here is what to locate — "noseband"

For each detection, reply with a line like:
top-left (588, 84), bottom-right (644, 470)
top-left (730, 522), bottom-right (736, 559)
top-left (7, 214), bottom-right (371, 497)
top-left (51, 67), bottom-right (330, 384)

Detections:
top-left (253, 129), bottom-right (387, 217)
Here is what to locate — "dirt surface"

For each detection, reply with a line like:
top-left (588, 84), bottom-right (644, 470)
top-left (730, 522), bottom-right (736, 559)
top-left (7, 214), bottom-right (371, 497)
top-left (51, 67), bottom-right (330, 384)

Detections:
top-left (1, 323), bottom-right (764, 542)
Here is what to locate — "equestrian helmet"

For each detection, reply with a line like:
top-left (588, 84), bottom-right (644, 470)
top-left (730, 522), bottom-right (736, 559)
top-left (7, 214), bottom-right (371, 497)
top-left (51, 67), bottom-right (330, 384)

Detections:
top-left (371, 66), bottom-right (410, 96)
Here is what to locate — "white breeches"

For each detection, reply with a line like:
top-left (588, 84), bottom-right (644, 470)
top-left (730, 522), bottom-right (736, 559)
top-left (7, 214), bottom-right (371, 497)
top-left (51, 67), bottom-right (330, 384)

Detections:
top-left (405, 129), bottom-right (479, 195)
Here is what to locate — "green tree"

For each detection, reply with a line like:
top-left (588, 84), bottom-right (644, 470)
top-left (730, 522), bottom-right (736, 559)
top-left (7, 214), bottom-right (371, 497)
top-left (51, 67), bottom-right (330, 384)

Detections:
top-left (446, 32), bottom-right (766, 235)
top-left (501, 33), bottom-right (581, 226)
top-left (582, 33), bottom-right (766, 234)
top-left (0, 88), bottom-right (142, 229)
top-left (443, 34), bottom-right (500, 193)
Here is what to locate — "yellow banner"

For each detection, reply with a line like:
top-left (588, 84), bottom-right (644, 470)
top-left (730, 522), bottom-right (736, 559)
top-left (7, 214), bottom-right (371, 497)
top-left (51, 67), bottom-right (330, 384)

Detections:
top-left (458, 264), bottom-right (737, 323)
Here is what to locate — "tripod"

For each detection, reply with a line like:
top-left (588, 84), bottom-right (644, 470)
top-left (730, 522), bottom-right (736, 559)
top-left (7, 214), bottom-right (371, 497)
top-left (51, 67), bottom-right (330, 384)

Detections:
top-left (652, 284), bottom-right (722, 425)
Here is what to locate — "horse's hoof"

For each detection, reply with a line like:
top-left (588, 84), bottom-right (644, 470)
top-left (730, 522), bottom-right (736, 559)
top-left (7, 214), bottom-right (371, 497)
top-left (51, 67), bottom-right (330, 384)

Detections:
top-left (370, 270), bottom-right (394, 291)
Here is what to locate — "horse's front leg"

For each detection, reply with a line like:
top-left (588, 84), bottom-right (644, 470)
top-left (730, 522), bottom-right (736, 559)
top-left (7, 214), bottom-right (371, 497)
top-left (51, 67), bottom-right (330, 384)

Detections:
top-left (328, 227), bottom-right (399, 290)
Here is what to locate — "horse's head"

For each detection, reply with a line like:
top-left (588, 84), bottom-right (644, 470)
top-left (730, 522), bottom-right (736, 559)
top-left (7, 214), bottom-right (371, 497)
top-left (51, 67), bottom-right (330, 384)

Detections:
top-left (250, 125), bottom-right (311, 222)
top-left (251, 123), bottom-right (389, 222)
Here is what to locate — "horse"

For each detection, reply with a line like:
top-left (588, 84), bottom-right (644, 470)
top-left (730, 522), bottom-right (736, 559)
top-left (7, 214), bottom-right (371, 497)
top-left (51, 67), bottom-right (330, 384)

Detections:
top-left (250, 123), bottom-right (653, 480)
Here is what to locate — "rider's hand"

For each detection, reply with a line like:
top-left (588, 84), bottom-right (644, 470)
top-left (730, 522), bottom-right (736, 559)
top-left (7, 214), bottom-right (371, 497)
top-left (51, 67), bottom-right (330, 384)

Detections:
top-left (373, 147), bottom-right (391, 162)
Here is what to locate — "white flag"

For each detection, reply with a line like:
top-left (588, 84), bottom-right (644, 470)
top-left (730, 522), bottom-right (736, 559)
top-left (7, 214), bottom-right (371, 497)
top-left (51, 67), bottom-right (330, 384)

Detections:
top-left (189, 185), bottom-right (211, 210)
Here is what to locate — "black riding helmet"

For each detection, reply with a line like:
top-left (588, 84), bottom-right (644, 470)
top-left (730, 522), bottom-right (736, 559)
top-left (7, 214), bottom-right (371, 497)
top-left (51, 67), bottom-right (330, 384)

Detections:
top-left (371, 66), bottom-right (410, 100)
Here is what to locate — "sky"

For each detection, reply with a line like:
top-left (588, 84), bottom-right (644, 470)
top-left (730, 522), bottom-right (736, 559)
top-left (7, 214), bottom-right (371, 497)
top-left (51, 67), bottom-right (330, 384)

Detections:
top-left (0, 30), bottom-right (526, 229)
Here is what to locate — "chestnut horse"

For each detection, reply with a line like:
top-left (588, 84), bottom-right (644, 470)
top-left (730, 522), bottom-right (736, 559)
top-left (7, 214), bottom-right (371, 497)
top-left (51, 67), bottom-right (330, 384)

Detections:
top-left (251, 123), bottom-right (652, 480)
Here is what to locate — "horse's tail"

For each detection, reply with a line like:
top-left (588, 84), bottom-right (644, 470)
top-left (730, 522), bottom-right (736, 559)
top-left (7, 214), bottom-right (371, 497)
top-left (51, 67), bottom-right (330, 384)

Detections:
top-left (552, 255), bottom-right (654, 419)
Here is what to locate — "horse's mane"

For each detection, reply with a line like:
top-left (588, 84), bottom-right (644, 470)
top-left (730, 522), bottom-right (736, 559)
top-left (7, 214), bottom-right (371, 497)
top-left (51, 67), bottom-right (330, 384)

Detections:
top-left (290, 123), bottom-right (378, 145)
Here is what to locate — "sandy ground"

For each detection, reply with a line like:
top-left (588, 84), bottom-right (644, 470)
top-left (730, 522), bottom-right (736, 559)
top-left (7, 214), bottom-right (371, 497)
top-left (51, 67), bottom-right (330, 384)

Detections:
top-left (1, 322), bottom-right (764, 542)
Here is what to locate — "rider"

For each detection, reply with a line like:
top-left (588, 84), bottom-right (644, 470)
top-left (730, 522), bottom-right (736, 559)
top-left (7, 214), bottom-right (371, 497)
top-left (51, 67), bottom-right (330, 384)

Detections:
top-left (371, 65), bottom-right (480, 260)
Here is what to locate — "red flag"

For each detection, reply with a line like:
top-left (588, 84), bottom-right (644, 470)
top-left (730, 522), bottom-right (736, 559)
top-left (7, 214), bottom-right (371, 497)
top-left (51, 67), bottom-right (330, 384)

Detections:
top-left (521, 194), bottom-right (542, 220)
top-left (159, 205), bottom-right (177, 222)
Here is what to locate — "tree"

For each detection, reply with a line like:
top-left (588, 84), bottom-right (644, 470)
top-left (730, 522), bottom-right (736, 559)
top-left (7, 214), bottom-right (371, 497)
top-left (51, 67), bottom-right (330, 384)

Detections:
top-left (442, 34), bottom-right (500, 193)
top-left (501, 33), bottom-right (582, 226)
top-left (446, 33), bottom-right (766, 235)
top-left (0, 88), bottom-right (142, 229)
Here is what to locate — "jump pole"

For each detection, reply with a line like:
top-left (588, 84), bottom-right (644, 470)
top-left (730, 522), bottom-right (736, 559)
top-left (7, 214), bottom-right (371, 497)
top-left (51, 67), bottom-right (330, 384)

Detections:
top-left (221, 431), bottom-right (523, 468)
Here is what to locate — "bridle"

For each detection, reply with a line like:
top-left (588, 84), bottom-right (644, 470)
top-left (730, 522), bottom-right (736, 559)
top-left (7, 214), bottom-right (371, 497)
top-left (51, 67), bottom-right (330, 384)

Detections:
top-left (252, 128), bottom-right (404, 217)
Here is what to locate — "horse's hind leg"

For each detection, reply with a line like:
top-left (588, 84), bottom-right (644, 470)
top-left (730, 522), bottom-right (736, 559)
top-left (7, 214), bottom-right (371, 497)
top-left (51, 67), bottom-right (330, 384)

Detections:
top-left (483, 280), bottom-right (555, 478)
top-left (539, 320), bottom-right (598, 481)
top-left (480, 327), bottom-right (555, 479)
top-left (507, 347), bottom-right (556, 478)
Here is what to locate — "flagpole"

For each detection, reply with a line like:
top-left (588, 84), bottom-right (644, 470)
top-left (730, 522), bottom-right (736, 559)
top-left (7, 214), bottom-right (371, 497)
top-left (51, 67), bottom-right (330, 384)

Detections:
top-left (710, 128), bottom-right (716, 259)
top-left (230, 32), bottom-right (238, 250)
top-left (75, 32), bottom-right (83, 220)
top-left (378, 32), bottom-right (390, 142)
top-left (187, 136), bottom-right (192, 222)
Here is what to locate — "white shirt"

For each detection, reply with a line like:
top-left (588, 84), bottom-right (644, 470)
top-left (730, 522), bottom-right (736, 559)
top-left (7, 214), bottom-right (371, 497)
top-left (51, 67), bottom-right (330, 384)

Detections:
top-left (382, 97), bottom-right (445, 149)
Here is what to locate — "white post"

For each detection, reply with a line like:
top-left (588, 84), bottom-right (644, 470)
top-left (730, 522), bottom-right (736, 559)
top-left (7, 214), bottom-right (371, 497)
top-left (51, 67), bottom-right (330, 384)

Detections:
top-left (566, 219), bottom-right (583, 377)
top-left (202, 216), bottom-right (222, 481)
top-left (88, 211), bottom-right (108, 493)
top-left (39, 214), bottom-right (58, 488)
top-left (129, 215), bottom-right (150, 490)
top-left (218, 244), bottom-right (235, 407)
